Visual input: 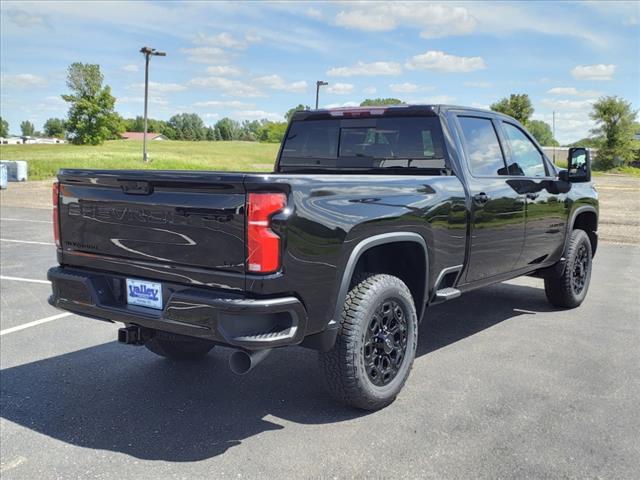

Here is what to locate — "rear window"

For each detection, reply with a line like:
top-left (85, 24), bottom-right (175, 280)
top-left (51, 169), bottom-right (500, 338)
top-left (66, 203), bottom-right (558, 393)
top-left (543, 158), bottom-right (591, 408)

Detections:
top-left (279, 116), bottom-right (447, 172)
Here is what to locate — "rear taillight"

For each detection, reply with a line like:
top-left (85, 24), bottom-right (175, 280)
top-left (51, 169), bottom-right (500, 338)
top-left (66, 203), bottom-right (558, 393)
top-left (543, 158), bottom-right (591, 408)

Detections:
top-left (52, 181), bottom-right (60, 248)
top-left (246, 192), bottom-right (286, 274)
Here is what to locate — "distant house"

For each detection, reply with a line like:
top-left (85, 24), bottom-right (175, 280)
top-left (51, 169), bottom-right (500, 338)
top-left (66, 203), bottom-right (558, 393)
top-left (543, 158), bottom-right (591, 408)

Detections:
top-left (1, 137), bottom-right (23, 145)
top-left (121, 132), bottom-right (167, 141)
top-left (35, 137), bottom-right (65, 144)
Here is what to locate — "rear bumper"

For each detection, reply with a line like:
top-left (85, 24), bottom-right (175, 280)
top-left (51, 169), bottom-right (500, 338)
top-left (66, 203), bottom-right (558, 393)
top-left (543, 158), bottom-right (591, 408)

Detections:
top-left (47, 266), bottom-right (308, 350)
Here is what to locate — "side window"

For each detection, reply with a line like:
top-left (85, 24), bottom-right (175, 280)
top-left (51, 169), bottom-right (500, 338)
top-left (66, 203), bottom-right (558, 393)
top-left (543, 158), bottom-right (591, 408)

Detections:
top-left (502, 123), bottom-right (547, 177)
top-left (458, 116), bottom-right (506, 176)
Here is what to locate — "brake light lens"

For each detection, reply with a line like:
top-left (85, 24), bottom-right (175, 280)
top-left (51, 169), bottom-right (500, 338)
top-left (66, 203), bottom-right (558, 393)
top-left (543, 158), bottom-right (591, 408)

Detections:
top-left (52, 181), bottom-right (61, 248)
top-left (246, 192), bottom-right (286, 274)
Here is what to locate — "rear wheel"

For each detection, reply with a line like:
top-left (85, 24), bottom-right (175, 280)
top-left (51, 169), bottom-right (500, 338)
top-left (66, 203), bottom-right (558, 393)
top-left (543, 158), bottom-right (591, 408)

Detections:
top-left (319, 274), bottom-right (418, 410)
top-left (145, 331), bottom-right (215, 361)
top-left (544, 229), bottom-right (593, 308)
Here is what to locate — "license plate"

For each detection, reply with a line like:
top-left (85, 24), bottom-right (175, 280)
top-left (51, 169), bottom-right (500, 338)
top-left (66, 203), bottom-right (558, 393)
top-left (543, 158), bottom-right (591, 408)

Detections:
top-left (126, 278), bottom-right (163, 310)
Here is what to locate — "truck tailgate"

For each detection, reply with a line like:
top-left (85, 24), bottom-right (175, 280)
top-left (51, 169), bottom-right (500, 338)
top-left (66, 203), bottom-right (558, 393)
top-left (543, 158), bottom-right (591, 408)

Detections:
top-left (58, 170), bottom-right (246, 274)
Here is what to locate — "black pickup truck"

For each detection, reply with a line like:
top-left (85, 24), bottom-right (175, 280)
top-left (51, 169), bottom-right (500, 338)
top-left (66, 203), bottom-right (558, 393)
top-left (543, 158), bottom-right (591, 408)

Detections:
top-left (48, 105), bottom-right (598, 410)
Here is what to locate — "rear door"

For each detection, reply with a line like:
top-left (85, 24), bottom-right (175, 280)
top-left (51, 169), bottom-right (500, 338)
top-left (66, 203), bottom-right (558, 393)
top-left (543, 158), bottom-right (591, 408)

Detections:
top-left (455, 115), bottom-right (526, 282)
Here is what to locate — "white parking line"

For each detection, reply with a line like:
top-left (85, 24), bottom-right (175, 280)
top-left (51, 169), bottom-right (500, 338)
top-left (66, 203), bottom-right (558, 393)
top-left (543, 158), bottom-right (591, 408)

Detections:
top-left (0, 238), bottom-right (55, 246)
top-left (0, 275), bottom-right (51, 285)
top-left (0, 312), bottom-right (72, 336)
top-left (0, 217), bottom-right (52, 224)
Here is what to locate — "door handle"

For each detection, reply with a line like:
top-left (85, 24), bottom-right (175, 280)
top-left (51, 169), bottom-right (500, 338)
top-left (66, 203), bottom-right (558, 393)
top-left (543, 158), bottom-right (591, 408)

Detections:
top-left (473, 192), bottom-right (490, 204)
top-left (526, 192), bottom-right (539, 200)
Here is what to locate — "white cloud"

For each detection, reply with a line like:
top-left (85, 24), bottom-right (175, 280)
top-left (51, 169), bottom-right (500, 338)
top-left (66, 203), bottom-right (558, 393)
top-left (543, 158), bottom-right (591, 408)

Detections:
top-left (389, 83), bottom-right (420, 93)
top-left (194, 100), bottom-right (256, 109)
top-left (362, 86), bottom-right (377, 95)
top-left (306, 7), bottom-right (322, 19)
top-left (119, 96), bottom-right (169, 106)
top-left (121, 64), bottom-right (139, 73)
top-left (405, 51), bottom-right (485, 73)
top-left (5, 9), bottom-right (52, 29)
top-left (541, 98), bottom-right (596, 111)
top-left (327, 61), bottom-right (402, 77)
top-left (2, 73), bottom-right (48, 88)
top-left (127, 82), bottom-right (186, 93)
top-left (182, 46), bottom-right (228, 64)
top-left (409, 95), bottom-right (457, 104)
top-left (34, 95), bottom-right (66, 112)
top-left (188, 76), bottom-right (266, 97)
top-left (532, 110), bottom-right (595, 144)
top-left (194, 32), bottom-right (258, 49)
top-left (334, 2), bottom-right (476, 39)
top-left (546, 87), bottom-right (602, 97)
top-left (471, 102), bottom-right (490, 110)
top-left (625, 16), bottom-right (638, 26)
top-left (462, 2), bottom-right (608, 47)
top-left (323, 101), bottom-right (360, 109)
top-left (230, 110), bottom-right (283, 122)
top-left (254, 75), bottom-right (308, 93)
top-left (203, 113), bottom-right (220, 121)
top-left (206, 65), bottom-right (242, 76)
top-left (464, 81), bottom-right (492, 88)
top-left (571, 64), bottom-right (616, 81)
top-left (326, 83), bottom-right (355, 95)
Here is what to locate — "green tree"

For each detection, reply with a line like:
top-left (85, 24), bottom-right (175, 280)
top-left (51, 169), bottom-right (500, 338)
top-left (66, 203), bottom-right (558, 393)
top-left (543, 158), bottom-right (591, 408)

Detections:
top-left (285, 104), bottom-right (310, 122)
top-left (43, 118), bottom-right (67, 138)
top-left (62, 63), bottom-right (122, 144)
top-left (258, 121), bottom-right (288, 143)
top-left (0, 117), bottom-right (9, 137)
top-left (215, 117), bottom-right (242, 141)
top-left (167, 113), bottom-right (206, 141)
top-left (527, 120), bottom-right (558, 146)
top-left (490, 94), bottom-right (534, 125)
top-left (360, 98), bottom-right (404, 107)
top-left (590, 96), bottom-right (637, 169)
top-left (20, 120), bottom-right (35, 136)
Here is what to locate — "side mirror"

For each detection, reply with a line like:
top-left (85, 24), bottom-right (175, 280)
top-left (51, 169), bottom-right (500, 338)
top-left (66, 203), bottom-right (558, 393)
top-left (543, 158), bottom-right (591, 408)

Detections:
top-left (567, 147), bottom-right (591, 182)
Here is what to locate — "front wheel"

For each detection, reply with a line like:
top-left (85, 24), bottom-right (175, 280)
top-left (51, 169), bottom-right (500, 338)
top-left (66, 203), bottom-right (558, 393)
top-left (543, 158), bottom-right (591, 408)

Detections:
top-left (319, 274), bottom-right (418, 410)
top-left (145, 331), bottom-right (215, 361)
top-left (544, 229), bottom-right (593, 308)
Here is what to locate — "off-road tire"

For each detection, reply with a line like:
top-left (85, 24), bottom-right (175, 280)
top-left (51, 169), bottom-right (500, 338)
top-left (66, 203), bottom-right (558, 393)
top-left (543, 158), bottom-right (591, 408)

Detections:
top-left (145, 331), bottom-right (215, 361)
top-left (319, 274), bottom-right (418, 410)
top-left (544, 229), bottom-right (593, 308)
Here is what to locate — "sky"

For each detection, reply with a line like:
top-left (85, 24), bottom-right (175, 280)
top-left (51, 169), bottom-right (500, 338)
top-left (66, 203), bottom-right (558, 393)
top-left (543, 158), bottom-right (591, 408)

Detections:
top-left (1, 0), bottom-right (638, 144)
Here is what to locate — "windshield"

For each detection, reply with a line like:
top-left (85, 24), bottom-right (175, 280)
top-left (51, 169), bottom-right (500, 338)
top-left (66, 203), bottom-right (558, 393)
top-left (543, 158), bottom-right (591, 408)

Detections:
top-left (279, 116), bottom-right (447, 172)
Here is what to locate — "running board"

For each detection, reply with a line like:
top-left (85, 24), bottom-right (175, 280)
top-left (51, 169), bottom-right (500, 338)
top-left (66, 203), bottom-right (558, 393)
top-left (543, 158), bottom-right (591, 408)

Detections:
top-left (434, 287), bottom-right (461, 302)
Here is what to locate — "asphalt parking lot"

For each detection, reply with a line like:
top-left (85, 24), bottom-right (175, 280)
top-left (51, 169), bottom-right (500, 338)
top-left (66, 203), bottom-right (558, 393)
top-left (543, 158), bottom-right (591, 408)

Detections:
top-left (1, 204), bottom-right (639, 479)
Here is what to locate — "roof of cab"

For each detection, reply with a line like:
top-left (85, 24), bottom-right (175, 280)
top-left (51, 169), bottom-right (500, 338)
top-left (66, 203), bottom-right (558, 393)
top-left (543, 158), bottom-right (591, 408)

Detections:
top-left (290, 104), bottom-right (510, 122)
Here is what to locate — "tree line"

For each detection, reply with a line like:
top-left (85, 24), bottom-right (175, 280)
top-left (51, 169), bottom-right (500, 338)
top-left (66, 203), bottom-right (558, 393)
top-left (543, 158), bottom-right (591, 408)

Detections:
top-left (1, 62), bottom-right (637, 169)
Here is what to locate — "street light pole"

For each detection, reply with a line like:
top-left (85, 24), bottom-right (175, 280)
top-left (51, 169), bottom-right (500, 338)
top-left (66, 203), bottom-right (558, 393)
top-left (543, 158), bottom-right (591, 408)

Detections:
top-left (552, 110), bottom-right (556, 164)
top-left (139, 46), bottom-right (166, 162)
top-left (315, 80), bottom-right (328, 109)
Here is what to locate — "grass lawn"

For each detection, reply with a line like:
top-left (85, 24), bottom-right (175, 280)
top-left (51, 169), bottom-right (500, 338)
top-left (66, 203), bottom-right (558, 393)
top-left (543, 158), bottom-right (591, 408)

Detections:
top-left (2, 140), bottom-right (639, 180)
top-left (0, 140), bottom-right (279, 180)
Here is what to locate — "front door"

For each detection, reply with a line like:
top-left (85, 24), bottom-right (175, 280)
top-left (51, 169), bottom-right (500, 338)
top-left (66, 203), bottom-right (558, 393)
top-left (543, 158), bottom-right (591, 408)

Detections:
top-left (456, 115), bottom-right (526, 283)
top-left (500, 121), bottom-right (567, 266)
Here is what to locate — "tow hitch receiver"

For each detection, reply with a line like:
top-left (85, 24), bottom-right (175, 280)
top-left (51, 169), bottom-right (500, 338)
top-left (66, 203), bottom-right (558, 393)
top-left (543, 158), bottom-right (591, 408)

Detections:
top-left (118, 326), bottom-right (150, 345)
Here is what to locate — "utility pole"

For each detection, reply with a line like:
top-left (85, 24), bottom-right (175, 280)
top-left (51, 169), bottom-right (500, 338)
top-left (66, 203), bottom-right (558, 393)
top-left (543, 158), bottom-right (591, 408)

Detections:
top-left (552, 110), bottom-right (556, 164)
top-left (140, 46), bottom-right (166, 162)
top-left (315, 80), bottom-right (328, 109)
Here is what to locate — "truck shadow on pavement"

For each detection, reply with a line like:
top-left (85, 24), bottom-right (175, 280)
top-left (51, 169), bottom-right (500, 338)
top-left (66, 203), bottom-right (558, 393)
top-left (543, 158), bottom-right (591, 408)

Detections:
top-left (1, 282), bottom-right (559, 462)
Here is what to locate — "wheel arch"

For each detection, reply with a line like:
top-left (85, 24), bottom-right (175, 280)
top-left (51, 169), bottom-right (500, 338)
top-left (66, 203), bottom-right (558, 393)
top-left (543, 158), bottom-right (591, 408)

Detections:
top-left (333, 233), bottom-right (429, 325)
top-left (569, 206), bottom-right (598, 256)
